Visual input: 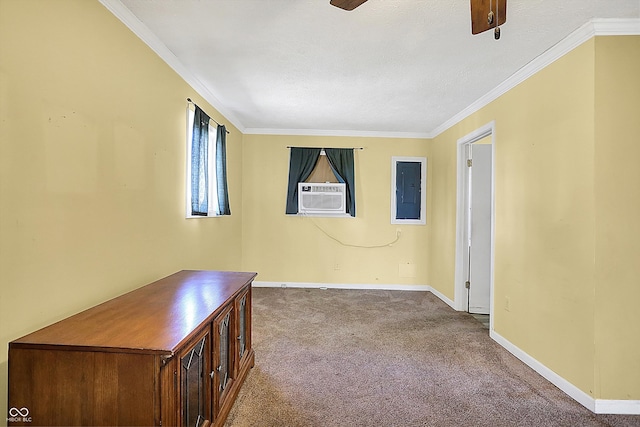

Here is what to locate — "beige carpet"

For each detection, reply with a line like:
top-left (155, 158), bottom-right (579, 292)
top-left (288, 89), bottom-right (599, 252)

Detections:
top-left (224, 288), bottom-right (639, 427)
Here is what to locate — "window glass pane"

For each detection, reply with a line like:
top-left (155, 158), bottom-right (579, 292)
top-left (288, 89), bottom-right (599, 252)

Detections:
top-left (207, 123), bottom-right (218, 215)
top-left (306, 155), bottom-right (338, 183)
top-left (186, 108), bottom-right (194, 216)
top-left (186, 107), bottom-right (222, 217)
top-left (391, 156), bottom-right (427, 225)
top-left (396, 161), bottom-right (421, 220)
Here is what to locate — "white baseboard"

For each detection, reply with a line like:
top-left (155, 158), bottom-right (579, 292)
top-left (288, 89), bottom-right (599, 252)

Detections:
top-left (490, 331), bottom-right (595, 411)
top-left (252, 281), bottom-right (429, 292)
top-left (491, 331), bottom-right (640, 415)
top-left (594, 399), bottom-right (640, 415)
top-left (253, 281), bottom-right (453, 307)
top-left (428, 285), bottom-right (456, 309)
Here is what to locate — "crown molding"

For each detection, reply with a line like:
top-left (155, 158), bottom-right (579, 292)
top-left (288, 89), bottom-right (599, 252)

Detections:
top-left (431, 18), bottom-right (640, 138)
top-left (593, 18), bottom-right (640, 35)
top-left (243, 127), bottom-right (432, 139)
top-left (98, 4), bottom-right (639, 140)
top-left (99, 0), bottom-right (428, 139)
top-left (98, 0), bottom-right (246, 132)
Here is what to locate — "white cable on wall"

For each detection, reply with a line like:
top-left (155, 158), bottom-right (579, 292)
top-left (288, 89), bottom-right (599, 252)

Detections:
top-left (302, 214), bottom-right (401, 249)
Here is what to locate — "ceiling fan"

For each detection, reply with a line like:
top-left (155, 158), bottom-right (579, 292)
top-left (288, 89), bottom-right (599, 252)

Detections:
top-left (471, 0), bottom-right (507, 39)
top-left (330, 0), bottom-right (506, 39)
top-left (329, 0), bottom-right (368, 12)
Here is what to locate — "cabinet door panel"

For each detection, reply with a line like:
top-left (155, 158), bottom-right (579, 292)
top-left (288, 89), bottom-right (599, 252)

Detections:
top-left (213, 305), bottom-right (235, 417)
top-left (179, 328), bottom-right (211, 427)
top-left (235, 287), bottom-right (252, 371)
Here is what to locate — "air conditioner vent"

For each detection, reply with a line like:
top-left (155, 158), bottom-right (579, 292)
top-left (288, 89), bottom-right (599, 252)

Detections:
top-left (298, 183), bottom-right (346, 215)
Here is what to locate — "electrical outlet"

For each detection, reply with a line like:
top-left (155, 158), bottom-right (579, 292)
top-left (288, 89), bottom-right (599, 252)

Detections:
top-left (396, 228), bottom-right (401, 238)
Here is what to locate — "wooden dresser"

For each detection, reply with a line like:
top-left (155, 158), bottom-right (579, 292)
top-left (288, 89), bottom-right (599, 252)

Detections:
top-left (7, 270), bottom-right (257, 427)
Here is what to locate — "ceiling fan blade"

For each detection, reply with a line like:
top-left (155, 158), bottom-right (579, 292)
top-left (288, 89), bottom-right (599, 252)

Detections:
top-left (330, 0), bottom-right (368, 11)
top-left (470, 0), bottom-right (506, 35)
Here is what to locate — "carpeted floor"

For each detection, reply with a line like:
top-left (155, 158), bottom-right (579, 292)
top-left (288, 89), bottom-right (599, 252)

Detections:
top-left (224, 288), bottom-right (640, 427)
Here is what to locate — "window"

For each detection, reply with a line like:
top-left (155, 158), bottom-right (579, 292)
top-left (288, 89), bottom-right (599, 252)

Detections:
top-left (285, 148), bottom-right (355, 217)
top-left (305, 154), bottom-right (338, 183)
top-left (186, 105), bottom-right (230, 217)
top-left (391, 156), bottom-right (426, 225)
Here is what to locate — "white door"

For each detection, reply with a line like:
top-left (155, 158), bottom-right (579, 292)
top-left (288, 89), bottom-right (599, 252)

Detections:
top-left (467, 143), bottom-right (492, 314)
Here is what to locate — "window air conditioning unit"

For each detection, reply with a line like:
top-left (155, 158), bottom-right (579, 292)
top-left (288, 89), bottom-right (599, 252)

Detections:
top-left (298, 183), bottom-right (346, 215)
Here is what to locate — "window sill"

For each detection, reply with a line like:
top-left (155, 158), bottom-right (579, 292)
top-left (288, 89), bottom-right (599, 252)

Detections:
top-left (290, 213), bottom-right (353, 218)
top-left (391, 218), bottom-right (426, 225)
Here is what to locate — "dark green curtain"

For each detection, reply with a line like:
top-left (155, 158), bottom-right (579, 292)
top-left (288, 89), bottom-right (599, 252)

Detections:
top-left (285, 148), bottom-right (322, 214)
top-left (325, 148), bottom-right (355, 216)
top-left (191, 106), bottom-right (209, 216)
top-left (216, 124), bottom-right (231, 215)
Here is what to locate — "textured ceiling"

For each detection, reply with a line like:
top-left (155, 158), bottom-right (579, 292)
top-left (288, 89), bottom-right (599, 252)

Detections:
top-left (110, 0), bottom-right (639, 137)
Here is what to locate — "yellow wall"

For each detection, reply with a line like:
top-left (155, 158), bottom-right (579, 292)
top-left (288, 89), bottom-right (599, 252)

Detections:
top-left (0, 0), bottom-right (244, 418)
top-left (593, 36), bottom-right (640, 400)
top-left (426, 131), bottom-right (458, 301)
top-left (492, 40), bottom-right (597, 396)
top-left (429, 36), bottom-right (640, 401)
top-left (431, 41), bottom-right (598, 395)
top-left (241, 134), bottom-right (430, 286)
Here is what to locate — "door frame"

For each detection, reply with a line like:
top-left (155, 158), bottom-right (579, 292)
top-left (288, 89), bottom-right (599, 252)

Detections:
top-left (454, 122), bottom-right (496, 327)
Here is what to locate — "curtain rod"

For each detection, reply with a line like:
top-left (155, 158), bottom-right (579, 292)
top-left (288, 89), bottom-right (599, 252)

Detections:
top-left (286, 146), bottom-right (364, 150)
top-left (187, 98), bottom-right (230, 134)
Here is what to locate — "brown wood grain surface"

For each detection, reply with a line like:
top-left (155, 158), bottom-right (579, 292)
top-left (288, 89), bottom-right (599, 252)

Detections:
top-left (8, 348), bottom-right (157, 426)
top-left (11, 270), bottom-right (257, 353)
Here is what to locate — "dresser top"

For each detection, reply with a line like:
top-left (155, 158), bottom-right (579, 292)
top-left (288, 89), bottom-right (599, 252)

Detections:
top-left (11, 270), bottom-right (257, 355)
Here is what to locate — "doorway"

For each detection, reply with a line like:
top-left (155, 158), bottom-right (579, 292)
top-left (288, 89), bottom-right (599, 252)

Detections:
top-left (454, 122), bottom-right (495, 330)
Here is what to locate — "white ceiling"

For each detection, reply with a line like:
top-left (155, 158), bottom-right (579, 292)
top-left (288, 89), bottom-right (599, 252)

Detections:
top-left (108, 0), bottom-right (640, 138)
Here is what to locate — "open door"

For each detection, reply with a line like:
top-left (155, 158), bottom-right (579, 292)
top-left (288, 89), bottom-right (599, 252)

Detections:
top-left (455, 122), bottom-right (495, 326)
top-left (467, 143), bottom-right (492, 314)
